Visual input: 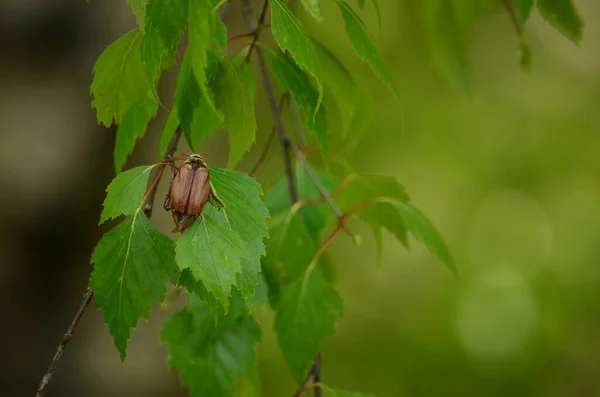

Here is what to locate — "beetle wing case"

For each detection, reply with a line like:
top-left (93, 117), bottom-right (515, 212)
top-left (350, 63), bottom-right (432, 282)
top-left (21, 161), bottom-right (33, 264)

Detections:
top-left (187, 167), bottom-right (211, 214)
top-left (169, 164), bottom-right (195, 212)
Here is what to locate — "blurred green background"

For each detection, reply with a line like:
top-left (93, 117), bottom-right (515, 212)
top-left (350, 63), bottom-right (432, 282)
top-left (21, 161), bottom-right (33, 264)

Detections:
top-left (1, 0), bottom-right (599, 396)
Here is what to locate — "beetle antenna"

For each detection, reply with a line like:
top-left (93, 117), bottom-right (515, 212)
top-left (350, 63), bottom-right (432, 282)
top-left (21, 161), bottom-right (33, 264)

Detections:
top-left (163, 155), bottom-right (189, 162)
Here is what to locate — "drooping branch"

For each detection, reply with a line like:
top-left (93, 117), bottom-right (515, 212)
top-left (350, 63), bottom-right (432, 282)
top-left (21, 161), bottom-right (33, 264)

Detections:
top-left (35, 288), bottom-right (93, 397)
top-left (243, 0), bottom-right (299, 203)
top-left (34, 4), bottom-right (236, 394)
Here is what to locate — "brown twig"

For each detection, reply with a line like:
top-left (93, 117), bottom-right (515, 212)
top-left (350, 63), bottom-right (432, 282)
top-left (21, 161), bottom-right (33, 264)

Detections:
top-left (244, 0), bottom-right (270, 63)
top-left (243, 0), bottom-right (298, 203)
top-left (144, 129), bottom-right (182, 217)
top-left (249, 94), bottom-right (290, 177)
top-left (35, 288), bottom-right (93, 397)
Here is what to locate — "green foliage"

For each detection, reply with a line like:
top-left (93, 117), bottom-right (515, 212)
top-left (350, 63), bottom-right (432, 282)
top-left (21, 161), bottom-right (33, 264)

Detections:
top-left (128, 0), bottom-right (147, 32)
top-left (175, 211), bottom-right (248, 312)
top-left (270, 0), bottom-right (323, 110)
top-left (322, 386), bottom-right (373, 397)
top-left (356, 0), bottom-right (381, 32)
top-left (90, 210), bottom-right (179, 361)
top-left (99, 165), bottom-right (155, 224)
top-left (275, 271), bottom-right (343, 382)
top-left (300, 0), bottom-right (324, 22)
top-left (335, 0), bottom-right (398, 98)
top-left (162, 293), bottom-right (261, 397)
top-left (419, 0), bottom-right (470, 91)
top-left (176, 167), bottom-right (269, 310)
top-left (145, 0), bottom-right (188, 54)
top-left (175, 53), bottom-right (203, 145)
top-left (91, 29), bottom-right (149, 127)
top-left (263, 46), bottom-right (329, 157)
top-left (313, 40), bottom-right (369, 140)
top-left (537, 0), bottom-right (583, 44)
top-left (81, 0), bottom-right (514, 394)
top-left (158, 107), bottom-right (179, 157)
top-left (334, 174), bottom-right (455, 272)
top-left (209, 167), bottom-right (270, 306)
top-left (516, 0), bottom-right (534, 21)
top-left (114, 95), bottom-right (159, 173)
top-left (188, 0), bottom-right (213, 95)
top-left (213, 57), bottom-right (257, 168)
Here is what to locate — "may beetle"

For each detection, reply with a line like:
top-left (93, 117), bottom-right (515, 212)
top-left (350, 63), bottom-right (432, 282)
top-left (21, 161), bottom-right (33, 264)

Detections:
top-left (164, 153), bottom-right (225, 232)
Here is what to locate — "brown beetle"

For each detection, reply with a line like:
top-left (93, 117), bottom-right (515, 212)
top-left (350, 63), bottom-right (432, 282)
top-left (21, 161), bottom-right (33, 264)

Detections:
top-left (163, 153), bottom-right (225, 232)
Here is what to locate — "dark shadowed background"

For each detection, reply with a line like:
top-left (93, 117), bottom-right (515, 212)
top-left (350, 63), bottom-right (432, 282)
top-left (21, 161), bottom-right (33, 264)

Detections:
top-left (2, 0), bottom-right (600, 396)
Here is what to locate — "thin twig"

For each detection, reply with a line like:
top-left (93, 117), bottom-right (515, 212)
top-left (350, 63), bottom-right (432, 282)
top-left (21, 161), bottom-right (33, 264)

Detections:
top-left (144, 129), bottom-right (182, 217)
top-left (35, 289), bottom-right (93, 397)
top-left (245, 0), bottom-right (270, 62)
top-left (289, 100), bottom-right (307, 150)
top-left (500, 0), bottom-right (531, 69)
top-left (243, 0), bottom-right (298, 202)
top-left (249, 94), bottom-right (290, 177)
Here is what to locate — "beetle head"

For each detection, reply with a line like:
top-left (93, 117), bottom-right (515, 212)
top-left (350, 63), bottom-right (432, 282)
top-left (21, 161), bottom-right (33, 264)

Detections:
top-left (185, 153), bottom-right (207, 168)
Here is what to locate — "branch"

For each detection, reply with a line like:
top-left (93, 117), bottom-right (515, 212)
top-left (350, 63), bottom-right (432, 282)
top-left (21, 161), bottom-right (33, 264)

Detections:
top-left (500, 0), bottom-right (531, 69)
top-left (243, 0), bottom-right (299, 203)
top-left (244, 0), bottom-right (270, 62)
top-left (143, 129), bottom-right (182, 217)
top-left (249, 94), bottom-right (290, 177)
top-left (34, 1), bottom-right (237, 391)
top-left (35, 288), bottom-right (93, 397)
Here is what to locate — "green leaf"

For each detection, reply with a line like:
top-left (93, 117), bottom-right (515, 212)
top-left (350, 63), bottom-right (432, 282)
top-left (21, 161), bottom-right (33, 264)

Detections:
top-left (322, 385), bottom-right (373, 397)
top-left (91, 29), bottom-right (149, 127)
top-left (537, 0), bottom-right (583, 44)
top-left (233, 362), bottom-right (263, 397)
top-left (162, 294), bottom-right (261, 397)
top-left (158, 108), bottom-right (180, 158)
top-left (356, 0), bottom-right (381, 32)
top-left (515, 0), bottom-right (533, 21)
top-left (212, 5), bottom-right (228, 50)
top-left (263, 47), bottom-right (328, 157)
top-left (175, 210), bottom-right (248, 311)
top-left (334, 174), bottom-right (455, 272)
top-left (276, 271), bottom-right (343, 382)
top-left (90, 211), bottom-right (179, 361)
top-left (128, 0), bottom-right (147, 32)
top-left (420, 0), bottom-right (469, 91)
top-left (179, 268), bottom-right (222, 320)
top-left (99, 165), bottom-right (154, 224)
top-left (188, 0), bottom-right (220, 116)
top-left (394, 201), bottom-right (456, 273)
top-left (189, 87), bottom-right (223, 149)
top-left (213, 57), bottom-right (257, 168)
top-left (313, 40), bottom-right (363, 139)
top-left (209, 167), bottom-right (270, 306)
top-left (300, 0), bottom-right (324, 21)
top-left (265, 161), bottom-right (338, 239)
top-left (335, 0), bottom-right (398, 98)
top-left (270, 0), bottom-right (323, 110)
top-left (175, 53), bottom-right (202, 144)
top-left (334, 174), bottom-right (409, 258)
top-left (146, 0), bottom-right (188, 53)
top-left (114, 95), bottom-right (159, 173)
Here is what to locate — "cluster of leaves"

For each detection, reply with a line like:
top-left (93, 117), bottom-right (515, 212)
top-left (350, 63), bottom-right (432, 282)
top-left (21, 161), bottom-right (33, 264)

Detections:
top-left (83, 0), bottom-right (590, 395)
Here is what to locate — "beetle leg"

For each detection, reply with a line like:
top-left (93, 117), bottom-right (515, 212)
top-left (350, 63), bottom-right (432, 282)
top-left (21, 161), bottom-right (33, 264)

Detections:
top-left (163, 196), bottom-right (172, 211)
top-left (170, 210), bottom-right (181, 233)
top-left (208, 181), bottom-right (226, 210)
top-left (164, 166), bottom-right (179, 212)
